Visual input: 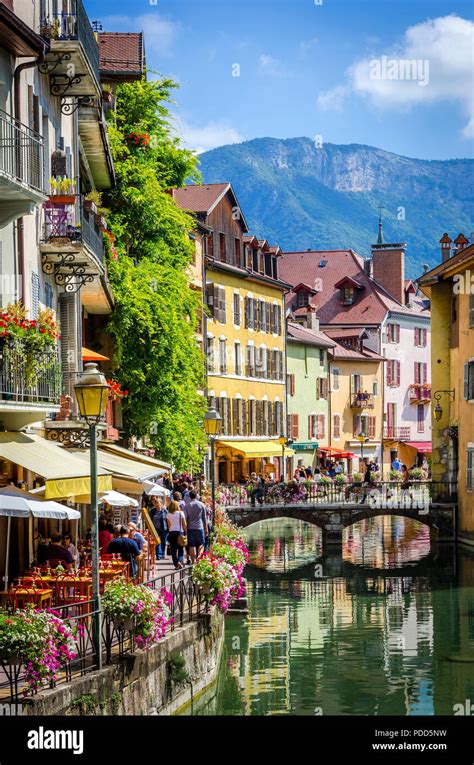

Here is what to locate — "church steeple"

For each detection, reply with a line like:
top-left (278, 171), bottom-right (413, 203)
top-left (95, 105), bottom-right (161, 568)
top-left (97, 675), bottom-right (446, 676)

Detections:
top-left (377, 204), bottom-right (384, 245)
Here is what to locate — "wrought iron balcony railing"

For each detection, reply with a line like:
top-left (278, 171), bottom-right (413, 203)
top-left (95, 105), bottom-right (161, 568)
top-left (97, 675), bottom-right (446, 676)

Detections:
top-left (351, 393), bottom-right (375, 409)
top-left (383, 425), bottom-right (411, 440)
top-left (41, 0), bottom-right (100, 85)
top-left (0, 109), bottom-right (44, 194)
top-left (409, 384), bottom-right (431, 403)
top-left (0, 342), bottom-right (62, 406)
top-left (42, 199), bottom-right (104, 265)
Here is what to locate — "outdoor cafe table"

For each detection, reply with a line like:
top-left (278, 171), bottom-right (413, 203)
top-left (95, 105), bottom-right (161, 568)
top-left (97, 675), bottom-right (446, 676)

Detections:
top-left (0, 588), bottom-right (53, 609)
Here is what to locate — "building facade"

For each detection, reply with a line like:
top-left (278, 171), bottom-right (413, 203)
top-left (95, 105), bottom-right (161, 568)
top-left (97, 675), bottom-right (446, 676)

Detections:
top-left (172, 184), bottom-right (290, 483)
top-left (419, 234), bottom-right (474, 546)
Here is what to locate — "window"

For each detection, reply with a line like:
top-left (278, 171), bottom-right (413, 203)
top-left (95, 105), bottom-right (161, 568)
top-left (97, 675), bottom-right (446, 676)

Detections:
top-left (245, 297), bottom-right (255, 329)
top-left (219, 233), bottom-right (226, 261)
top-left (342, 287), bottom-right (355, 305)
top-left (297, 292), bottom-right (309, 307)
top-left (333, 414), bottom-right (340, 439)
top-left (387, 360), bottom-right (400, 387)
top-left (234, 238), bottom-right (241, 267)
top-left (417, 404), bottom-right (425, 433)
top-left (290, 413), bottom-right (299, 440)
top-left (387, 323), bottom-right (400, 343)
top-left (206, 284), bottom-right (226, 323)
top-left (232, 398), bottom-right (244, 436)
top-left (316, 377), bottom-right (328, 399)
top-left (414, 362), bottom-right (428, 385)
top-left (246, 345), bottom-right (256, 378)
top-left (308, 414), bottom-right (318, 440)
top-left (351, 374), bottom-right (362, 394)
top-left (248, 399), bottom-right (256, 435)
top-left (353, 414), bottom-right (370, 437)
top-left (332, 368), bottom-right (340, 391)
top-left (256, 347), bottom-right (266, 378)
top-left (464, 362), bottom-right (474, 400)
top-left (259, 300), bottom-right (267, 333)
top-left (206, 336), bottom-right (215, 373)
top-left (319, 349), bottom-right (324, 366)
top-left (233, 294), bottom-right (241, 326)
top-left (287, 374), bottom-right (295, 396)
top-left (373, 380), bottom-right (378, 397)
top-left (218, 338), bottom-right (227, 374)
top-left (45, 282), bottom-right (53, 309)
top-left (467, 449), bottom-right (474, 491)
top-left (234, 343), bottom-right (242, 375)
top-left (415, 327), bottom-right (427, 347)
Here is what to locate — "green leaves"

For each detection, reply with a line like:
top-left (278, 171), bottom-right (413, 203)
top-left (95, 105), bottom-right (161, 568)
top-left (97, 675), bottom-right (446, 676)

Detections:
top-left (105, 77), bottom-right (206, 469)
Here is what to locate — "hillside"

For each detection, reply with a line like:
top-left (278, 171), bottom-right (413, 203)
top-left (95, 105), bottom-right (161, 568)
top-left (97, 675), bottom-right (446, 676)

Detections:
top-left (198, 138), bottom-right (474, 277)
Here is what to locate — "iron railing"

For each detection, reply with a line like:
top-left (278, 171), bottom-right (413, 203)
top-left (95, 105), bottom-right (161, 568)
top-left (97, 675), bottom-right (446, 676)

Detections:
top-left (42, 0), bottom-right (100, 86)
top-left (42, 199), bottom-right (104, 265)
top-left (409, 384), bottom-right (431, 403)
top-left (0, 110), bottom-right (44, 194)
top-left (0, 567), bottom-right (203, 704)
top-left (0, 341), bottom-right (62, 406)
top-left (351, 393), bottom-right (375, 408)
top-left (221, 480), bottom-right (457, 508)
top-left (383, 426), bottom-right (411, 439)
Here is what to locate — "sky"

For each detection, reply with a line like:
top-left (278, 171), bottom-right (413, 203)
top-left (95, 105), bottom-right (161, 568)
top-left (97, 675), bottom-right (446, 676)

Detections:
top-left (88, 0), bottom-right (474, 160)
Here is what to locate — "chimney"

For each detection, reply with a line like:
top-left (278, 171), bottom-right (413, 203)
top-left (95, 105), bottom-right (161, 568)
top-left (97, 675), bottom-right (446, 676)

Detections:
top-left (363, 258), bottom-right (372, 277)
top-left (453, 233), bottom-right (469, 253)
top-left (306, 304), bottom-right (319, 331)
top-left (371, 241), bottom-right (406, 305)
top-left (439, 233), bottom-right (452, 263)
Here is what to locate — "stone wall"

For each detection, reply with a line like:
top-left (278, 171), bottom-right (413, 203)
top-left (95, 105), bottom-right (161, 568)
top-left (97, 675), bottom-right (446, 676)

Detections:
top-left (22, 610), bottom-right (224, 716)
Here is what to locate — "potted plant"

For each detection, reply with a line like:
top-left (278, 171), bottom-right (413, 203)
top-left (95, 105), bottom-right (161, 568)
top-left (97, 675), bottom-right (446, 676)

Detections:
top-left (351, 472), bottom-right (363, 485)
top-left (408, 467), bottom-right (424, 481)
top-left (389, 469), bottom-right (403, 482)
top-left (48, 177), bottom-right (76, 205)
top-left (102, 579), bottom-right (172, 648)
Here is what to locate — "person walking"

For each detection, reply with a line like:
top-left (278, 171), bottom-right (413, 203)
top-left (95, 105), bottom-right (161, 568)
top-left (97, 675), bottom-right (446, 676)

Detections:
top-left (249, 472), bottom-right (264, 507)
top-left (184, 491), bottom-right (209, 563)
top-left (107, 526), bottom-right (141, 579)
top-left (151, 498), bottom-right (168, 560)
top-left (167, 500), bottom-right (187, 570)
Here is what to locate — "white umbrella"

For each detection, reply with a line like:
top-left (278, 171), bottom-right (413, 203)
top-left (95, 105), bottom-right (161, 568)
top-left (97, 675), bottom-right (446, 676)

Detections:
top-left (146, 483), bottom-right (170, 497)
top-left (0, 488), bottom-right (80, 590)
top-left (99, 490), bottom-right (139, 508)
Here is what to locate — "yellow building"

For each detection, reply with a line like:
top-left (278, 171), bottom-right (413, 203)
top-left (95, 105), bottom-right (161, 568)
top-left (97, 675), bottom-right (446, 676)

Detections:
top-left (418, 234), bottom-right (474, 546)
top-left (172, 184), bottom-right (291, 482)
top-left (324, 329), bottom-right (385, 472)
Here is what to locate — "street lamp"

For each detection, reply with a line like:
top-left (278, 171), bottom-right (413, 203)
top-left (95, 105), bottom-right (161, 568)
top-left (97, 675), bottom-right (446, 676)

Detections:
top-left (74, 362), bottom-right (109, 669)
top-left (356, 432), bottom-right (369, 464)
top-left (433, 389), bottom-right (455, 421)
top-left (278, 434), bottom-right (289, 482)
top-left (203, 407), bottom-right (222, 528)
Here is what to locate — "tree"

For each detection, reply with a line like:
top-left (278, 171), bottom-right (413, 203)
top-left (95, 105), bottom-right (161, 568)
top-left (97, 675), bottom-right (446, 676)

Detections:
top-left (104, 78), bottom-right (206, 469)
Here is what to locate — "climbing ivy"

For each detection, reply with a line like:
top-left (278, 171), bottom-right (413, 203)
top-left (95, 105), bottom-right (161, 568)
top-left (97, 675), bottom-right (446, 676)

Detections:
top-left (104, 78), bottom-right (206, 469)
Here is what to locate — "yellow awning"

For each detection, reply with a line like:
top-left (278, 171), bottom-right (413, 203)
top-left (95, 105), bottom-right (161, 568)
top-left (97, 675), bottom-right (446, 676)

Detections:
top-left (217, 440), bottom-right (295, 459)
top-left (0, 432), bottom-right (112, 500)
top-left (69, 448), bottom-right (164, 482)
top-left (98, 443), bottom-right (171, 470)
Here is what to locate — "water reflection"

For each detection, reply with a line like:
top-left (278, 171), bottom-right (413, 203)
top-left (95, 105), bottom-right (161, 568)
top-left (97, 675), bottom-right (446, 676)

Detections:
top-left (187, 516), bottom-right (474, 717)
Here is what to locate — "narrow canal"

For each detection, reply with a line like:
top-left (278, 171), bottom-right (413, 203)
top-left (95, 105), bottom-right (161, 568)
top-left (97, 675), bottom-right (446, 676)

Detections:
top-left (188, 516), bottom-right (474, 716)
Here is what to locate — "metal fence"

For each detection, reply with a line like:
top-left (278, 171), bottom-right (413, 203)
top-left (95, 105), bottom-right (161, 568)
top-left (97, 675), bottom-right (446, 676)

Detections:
top-left (0, 567), bottom-right (203, 704)
top-left (44, 0), bottom-right (100, 85)
top-left (42, 200), bottom-right (104, 265)
top-left (221, 480), bottom-right (457, 508)
top-left (0, 342), bottom-right (62, 406)
top-left (0, 109), bottom-right (44, 193)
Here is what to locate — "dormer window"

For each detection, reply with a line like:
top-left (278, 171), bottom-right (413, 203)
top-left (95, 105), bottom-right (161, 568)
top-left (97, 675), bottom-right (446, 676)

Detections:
top-left (297, 291), bottom-right (310, 307)
top-left (342, 287), bottom-right (355, 305)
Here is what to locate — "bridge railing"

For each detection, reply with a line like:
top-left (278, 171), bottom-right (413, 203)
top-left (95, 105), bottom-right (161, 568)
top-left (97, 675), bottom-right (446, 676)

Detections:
top-left (220, 480), bottom-right (457, 508)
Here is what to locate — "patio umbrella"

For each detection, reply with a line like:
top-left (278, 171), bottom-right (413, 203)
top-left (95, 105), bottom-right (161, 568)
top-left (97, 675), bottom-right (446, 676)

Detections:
top-left (0, 487), bottom-right (80, 590)
top-left (99, 490), bottom-right (139, 508)
top-left (145, 483), bottom-right (170, 497)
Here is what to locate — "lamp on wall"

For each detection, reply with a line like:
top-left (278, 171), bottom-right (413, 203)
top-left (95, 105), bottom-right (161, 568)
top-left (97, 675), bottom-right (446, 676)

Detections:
top-left (433, 390), bottom-right (455, 422)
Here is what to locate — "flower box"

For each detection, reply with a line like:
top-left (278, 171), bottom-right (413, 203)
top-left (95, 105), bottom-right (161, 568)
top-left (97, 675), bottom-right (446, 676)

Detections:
top-left (95, 213), bottom-right (107, 231)
top-left (84, 200), bottom-right (97, 215)
top-left (48, 194), bottom-right (76, 206)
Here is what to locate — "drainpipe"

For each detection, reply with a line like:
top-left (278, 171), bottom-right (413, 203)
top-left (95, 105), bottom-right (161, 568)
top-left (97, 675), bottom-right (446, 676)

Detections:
top-left (13, 49), bottom-right (46, 302)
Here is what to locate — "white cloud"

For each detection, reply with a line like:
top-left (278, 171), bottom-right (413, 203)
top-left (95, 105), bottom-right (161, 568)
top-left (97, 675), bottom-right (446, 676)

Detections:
top-left (174, 119), bottom-right (244, 154)
top-left (257, 54), bottom-right (289, 77)
top-left (318, 15), bottom-right (474, 138)
top-left (100, 13), bottom-right (180, 57)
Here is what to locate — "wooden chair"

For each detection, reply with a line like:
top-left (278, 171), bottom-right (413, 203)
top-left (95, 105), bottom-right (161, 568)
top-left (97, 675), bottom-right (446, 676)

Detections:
top-left (9, 586), bottom-right (38, 610)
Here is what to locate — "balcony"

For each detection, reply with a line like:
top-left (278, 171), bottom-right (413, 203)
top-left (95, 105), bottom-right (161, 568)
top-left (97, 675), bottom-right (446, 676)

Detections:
top-left (409, 384), bottom-right (431, 404)
top-left (351, 393), bottom-right (375, 409)
top-left (78, 101), bottom-right (115, 189)
top-left (40, 199), bottom-right (105, 293)
top-left (0, 110), bottom-right (46, 226)
top-left (39, 0), bottom-right (101, 99)
top-left (383, 426), bottom-right (411, 440)
top-left (0, 342), bottom-right (61, 428)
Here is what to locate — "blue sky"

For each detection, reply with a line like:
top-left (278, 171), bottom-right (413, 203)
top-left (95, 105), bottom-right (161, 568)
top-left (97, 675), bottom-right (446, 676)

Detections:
top-left (89, 0), bottom-right (474, 159)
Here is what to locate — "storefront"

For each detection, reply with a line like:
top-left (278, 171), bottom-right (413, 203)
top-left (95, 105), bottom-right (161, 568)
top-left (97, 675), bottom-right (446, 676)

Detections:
top-left (216, 440), bottom-right (295, 483)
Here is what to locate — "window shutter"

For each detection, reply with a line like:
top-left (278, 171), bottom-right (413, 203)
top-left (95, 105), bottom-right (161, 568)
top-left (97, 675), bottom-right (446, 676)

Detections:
top-left (266, 303), bottom-right (271, 333)
top-left (227, 398), bottom-right (232, 433)
top-left (333, 414), bottom-right (340, 439)
top-left (464, 363), bottom-right (470, 400)
top-left (59, 292), bottom-right (79, 401)
top-left (386, 364), bottom-right (392, 386)
top-left (276, 305), bottom-right (281, 335)
top-left (318, 415), bottom-right (325, 439)
top-left (315, 378), bottom-right (320, 400)
top-left (351, 374), bottom-right (356, 394)
top-left (220, 288), bottom-right (226, 323)
top-left (422, 363), bottom-right (427, 384)
top-left (353, 414), bottom-right (359, 437)
top-left (278, 352), bottom-right (283, 381)
top-left (368, 416), bottom-right (376, 438)
top-left (256, 401), bottom-right (263, 436)
top-left (396, 324), bottom-right (400, 343)
top-left (244, 297), bottom-right (249, 328)
top-left (308, 415), bottom-right (312, 439)
top-left (414, 328), bottom-right (419, 346)
top-left (396, 361), bottom-right (400, 386)
top-left (31, 272), bottom-right (40, 319)
top-left (414, 362), bottom-right (420, 385)
top-left (232, 399), bottom-right (239, 436)
top-left (292, 414), bottom-right (299, 440)
top-left (255, 299), bottom-right (260, 331)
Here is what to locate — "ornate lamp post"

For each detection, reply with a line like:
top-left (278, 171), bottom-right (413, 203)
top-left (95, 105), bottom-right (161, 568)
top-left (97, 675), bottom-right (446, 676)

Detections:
top-left (278, 434), bottom-right (286, 481)
top-left (203, 407), bottom-right (222, 528)
top-left (74, 362), bottom-right (109, 669)
top-left (356, 432), bottom-right (369, 465)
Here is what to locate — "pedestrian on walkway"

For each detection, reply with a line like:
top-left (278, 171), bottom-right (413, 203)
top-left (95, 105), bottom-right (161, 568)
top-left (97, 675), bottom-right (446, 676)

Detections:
top-left (151, 497), bottom-right (168, 559)
top-left (184, 491), bottom-right (209, 563)
top-left (107, 526), bottom-right (141, 579)
top-left (167, 500), bottom-right (187, 570)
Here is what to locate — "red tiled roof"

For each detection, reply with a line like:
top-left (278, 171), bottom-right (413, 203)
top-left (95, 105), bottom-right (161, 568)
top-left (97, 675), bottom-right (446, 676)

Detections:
top-left (172, 183), bottom-right (230, 214)
top-left (323, 327), bottom-right (368, 340)
top-left (328, 342), bottom-right (385, 362)
top-left (280, 248), bottom-right (429, 324)
top-left (98, 33), bottom-right (144, 78)
top-left (287, 322), bottom-right (336, 349)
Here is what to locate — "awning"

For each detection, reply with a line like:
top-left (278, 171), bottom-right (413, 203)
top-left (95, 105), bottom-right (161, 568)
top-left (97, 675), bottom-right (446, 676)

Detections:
top-left (217, 440), bottom-right (295, 459)
top-left (406, 442), bottom-right (432, 453)
top-left (0, 432), bottom-right (112, 500)
top-left (0, 487), bottom-right (80, 519)
top-left (99, 490), bottom-right (139, 508)
top-left (69, 448), bottom-right (164, 482)
top-left (82, 346), bottom-right (109, 362)
top-left (98, 443), bottom-right (171, 470)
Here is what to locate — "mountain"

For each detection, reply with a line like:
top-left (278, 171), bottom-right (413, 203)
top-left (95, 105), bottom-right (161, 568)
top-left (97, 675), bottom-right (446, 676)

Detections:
top-left (197, 138), bottom-right (474, 278)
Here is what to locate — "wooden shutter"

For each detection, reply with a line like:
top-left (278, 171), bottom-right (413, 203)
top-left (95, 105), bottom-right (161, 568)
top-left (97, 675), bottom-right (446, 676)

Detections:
top-left (396, 361), bottom-right (400, 386)
top-left (276, 305), bottom-right (281, 335)
top-left (59, 292), bottom-right (79, 401)
top-left (318, 415), bottom-right (325, 439)
top-left (266, 303), bottom-right (271, 333)
top-left (333, 414), bottom-right (340, 439)
top-left (396, 324), bottom-right (400, 343)
top-left (256, 401), bottom-right (263, 436)
top-left (414, 327), bottom-right (419, 346)
top-left (353, 414), bottom-right (360, 437)
top-left (226, 398), bottom-right (232, 433)
top-left (315, 378), bottom-right (320, 400)
top-left (422, 363), bottom-right (427, 384)
top-left (31, 272), bottom-right (40, 319)
top-left (289, 374), bottom-right (295, 396)
top-left (244, 297), bottom-right (249, 328)
top-left (292, 414), bottom-right (299, 440)
top-left (417, 404), bottom-right (424, 433)
top-left (368, 416), bottom-right (376, 438)
top-left (220, 287), bottom-right (226, 323)
top-left (255, 299), bottom-right (260, 331)
top-left (387, 363), bottom-right (392, 386)
top-left (414, 362), bottom-right (420, 385)
top-left (232, 399), bottom-right (239, 435)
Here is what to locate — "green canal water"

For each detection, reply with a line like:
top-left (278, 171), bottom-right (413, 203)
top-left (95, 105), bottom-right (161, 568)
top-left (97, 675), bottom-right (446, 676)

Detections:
top-left (187, 516), bottom-right (474, 716)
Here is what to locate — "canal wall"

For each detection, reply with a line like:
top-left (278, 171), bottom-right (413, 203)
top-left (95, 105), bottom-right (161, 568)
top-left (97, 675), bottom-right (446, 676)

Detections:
top-left (22, 610), bottom-right (225, 716)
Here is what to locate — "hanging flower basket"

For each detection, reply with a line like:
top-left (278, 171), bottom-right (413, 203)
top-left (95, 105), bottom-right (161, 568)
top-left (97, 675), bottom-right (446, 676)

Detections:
top-left (48, 194), bottom-right (76, 206)
top-left (115, 616), bottom-right (135, 632)
top-left (84, 199), bottom-right (98, 214)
